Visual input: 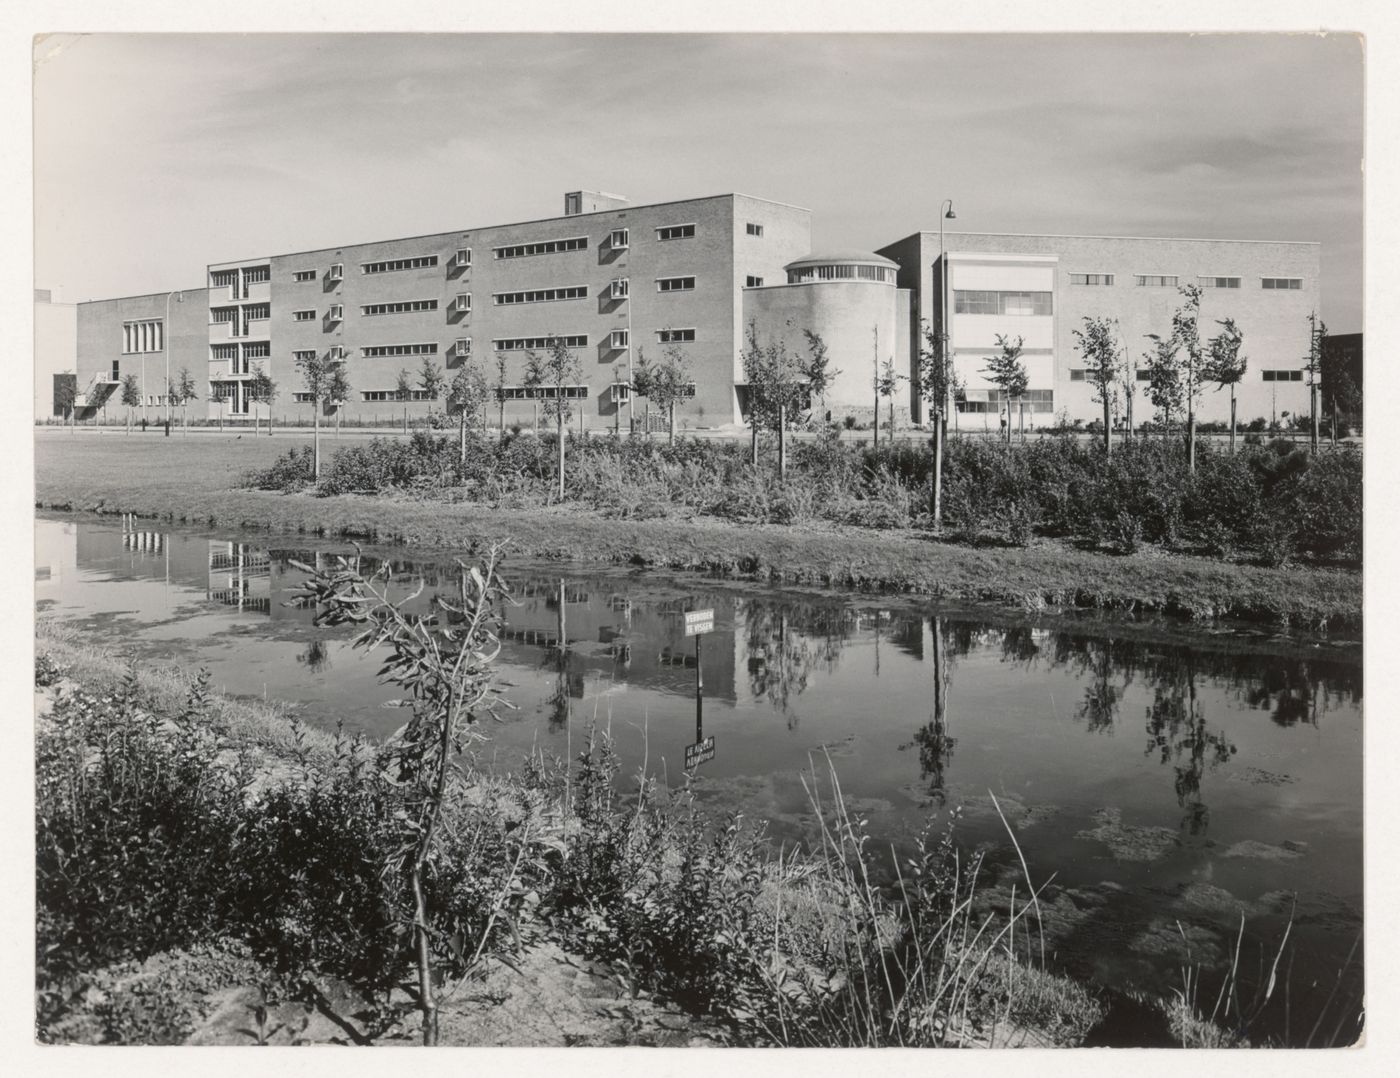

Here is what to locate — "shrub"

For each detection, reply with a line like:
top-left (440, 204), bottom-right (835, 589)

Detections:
top-left (243, 446), bottom-right (315, 492)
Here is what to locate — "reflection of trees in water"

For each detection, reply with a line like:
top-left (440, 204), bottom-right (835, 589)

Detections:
top-left (1144, 667), bottom-right (1236, 835)
top-left (740, 599), bottom-right (858, 728)
top-left (296, 637), bottom-right (332, 674)
top-left (903, 617), bottom-right (958, 806)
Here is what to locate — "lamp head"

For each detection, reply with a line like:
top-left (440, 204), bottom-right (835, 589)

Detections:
top-left (945, 206), bottom-right (957, 220)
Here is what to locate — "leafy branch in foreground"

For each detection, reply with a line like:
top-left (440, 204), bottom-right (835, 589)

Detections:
top-left (287, 547), bottom-right (513, 1044)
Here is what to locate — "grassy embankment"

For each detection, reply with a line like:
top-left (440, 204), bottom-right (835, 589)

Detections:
top-left (34, 430), bottom-right (1360, 630)
top-left (36, 620), bottom-right (1108, 1047)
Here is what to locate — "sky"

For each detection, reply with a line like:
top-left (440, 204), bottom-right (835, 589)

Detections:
top-left (33, 32), bottom-right (1365, 330)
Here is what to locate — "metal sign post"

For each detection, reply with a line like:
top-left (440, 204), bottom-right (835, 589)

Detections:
top-left (683, 608), bottom-right (716, 769)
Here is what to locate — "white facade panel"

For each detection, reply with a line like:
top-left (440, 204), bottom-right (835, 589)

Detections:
top-left (951, 264), bottom-right (1056, 292)
top-left (952, 313), bottom-right (1054, 350)
top-left (956, 351), bottom-right (1055, 391)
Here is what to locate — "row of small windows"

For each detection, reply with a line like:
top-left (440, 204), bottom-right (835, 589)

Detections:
top-left (209, 342), bottom-right (269, 360)
top-left (274, 328), bottom-right (694, 365)
top-left (358, 390), bottom-right (441, 402)
top-left (787, 264), bottom-right (897, 284)
top-left (1068, 368), bottom-right (1306, 383)
top-left (361, 343), bottom-right (439, 357)
top-left (657, 224), bottom-right (696, 241)
top-left (362, 299), bottom-right (440, 316)
top-left (1069, 273), bottom-right (1303, 290)
top-left (210, 304), bottom-right (271, 322)
top-left (657, 276), bottom-right (695, 292)
top-left (493, 236), bottom-right (588, 260)
top-left (492, 335), bottom-right (589, 352)
top-left (954, 291), bottom-right (1054, 316)
top-left (122, 320), bottom-right (163, 354)
top-left (362, 256), bottom-right (439, 274)
top-left (494, 286), bottom-right (588, 305)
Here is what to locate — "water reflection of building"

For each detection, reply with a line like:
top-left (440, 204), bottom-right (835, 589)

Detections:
top-left (207, 541), bottom-right (272, 614)
top-left (34, 519), bottom-right (77, 586)
top-left (504, 578), bottom-right (739, 704)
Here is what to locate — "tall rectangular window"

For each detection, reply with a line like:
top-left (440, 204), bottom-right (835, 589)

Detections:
top-left (657, 276), bottom-right (696, 292)
top-left (122, 320), bottom-right (163, 353)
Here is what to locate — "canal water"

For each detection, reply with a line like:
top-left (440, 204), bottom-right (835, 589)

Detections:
top-left (35, 513), bottom-right (1363, 1043)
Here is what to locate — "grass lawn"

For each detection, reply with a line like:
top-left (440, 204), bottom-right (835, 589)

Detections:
top-left (34, 428), bottom-right (1361, 631)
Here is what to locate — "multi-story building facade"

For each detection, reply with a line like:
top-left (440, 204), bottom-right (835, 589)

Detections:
top-left (72, 288), bottom-right (209, 420)
top-left (202, 191), bottom-right (811, 427)
top-left (876, 231), bottom-right (1321, 429)
top-left (69, 193), bottom-right (1326, 432)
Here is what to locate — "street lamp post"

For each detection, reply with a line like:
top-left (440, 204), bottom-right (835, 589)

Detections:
top-left (933, 199), bottom-right (956, 532)
top-left (163, 290), bottom-right (184, 429)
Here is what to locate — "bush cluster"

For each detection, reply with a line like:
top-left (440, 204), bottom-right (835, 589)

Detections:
top-left (35, 669), bottom-right (540, 1040)
top-left (245, 430), bottom-right (1360, 566)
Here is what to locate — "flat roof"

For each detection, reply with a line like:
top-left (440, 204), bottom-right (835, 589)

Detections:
top-left (75, 288), bottom-right (207, 306)
top-left (207, 191), bottom-right (812, 270)
top-left (903, 230), bottom-right (1320, 247)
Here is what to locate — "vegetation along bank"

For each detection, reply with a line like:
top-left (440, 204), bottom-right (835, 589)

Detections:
top-left (35, 428), bottom-right (1360, 631)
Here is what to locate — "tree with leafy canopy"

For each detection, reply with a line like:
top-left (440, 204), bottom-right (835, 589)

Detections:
top-left (740, 321), bottom-right (836, 476)
top-left (1203, 318), bottom-right (1247, 453)
top-left (635, 340), bottom-right (693, 445)
top-left (918, 320), bottom-right (961, 533)
top-left (417, 357), bottom-right (445, 423)
top-left (172, 367), bottom-right (199, 432)
top-left (249, 365), bottom-right (277, 436)
top-left (326, 362), bottom-right (352, 441)
top-left (877, 355), bottom-right (905, 445)
top-left (1143, 333), bottom-right (1183, 439)
top-left (287, 547), bottom-right (520, 1045)
top-left (120, 374), bottom-right (141, 434)
top-left (54, 373), bottom-right (77, 430)
top-left (396, 367), bottom-right (414, 435)
top-left (1168, 284), bottom-right (1208, 472)
top-left (1304, 312), bottom-right (1328, 453)
top-left (522, 335), bottom-right (583, 500)
top-left (446, 360), bottom-right (490, 464)
top-left (1072, 316), bottom-right (1122, 456)
top-left (494, 350), bottom-right (510, 435)
top-left (983, 334), bottom-right (1028, 445)
top-left (296, 350), bottom-right (337, 478)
